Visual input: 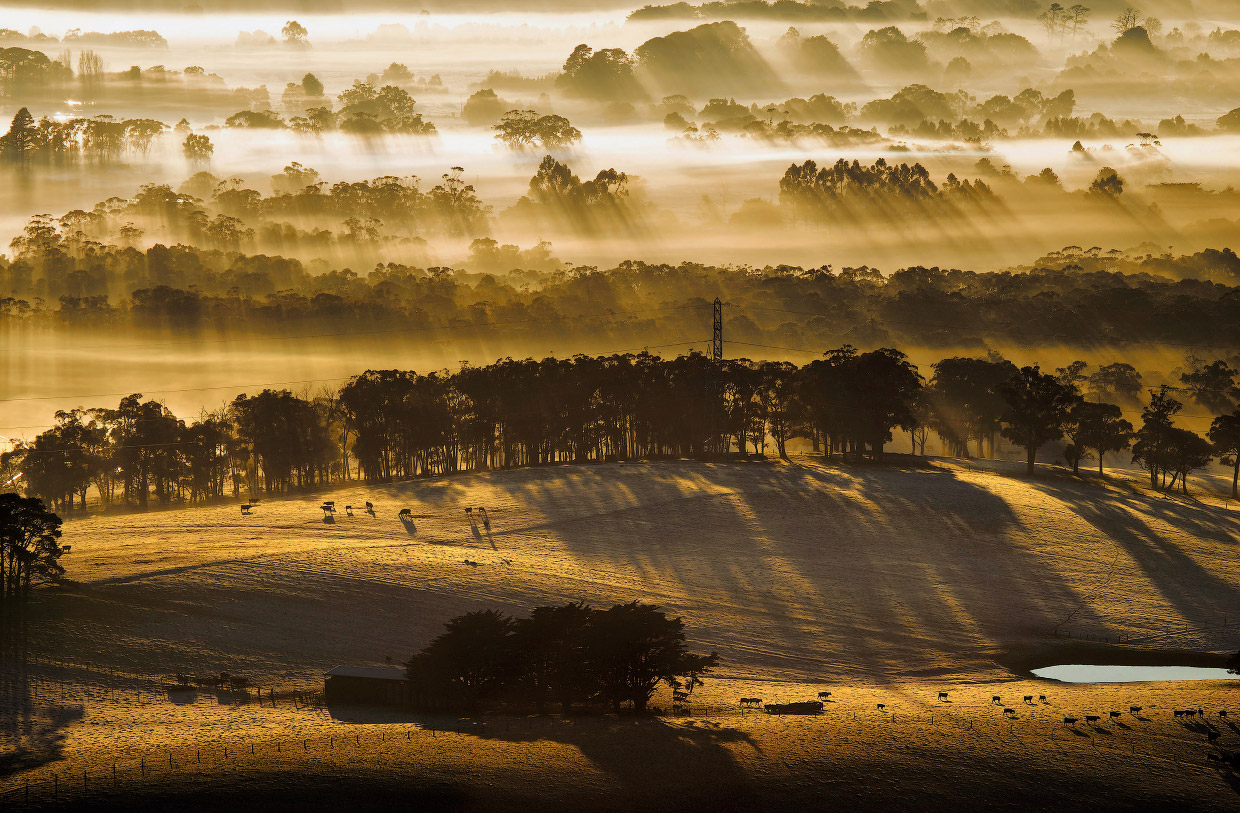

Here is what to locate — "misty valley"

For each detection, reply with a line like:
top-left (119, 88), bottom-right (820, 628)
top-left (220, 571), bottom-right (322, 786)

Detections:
top-left (2, 2), bottom-right (1240, 811)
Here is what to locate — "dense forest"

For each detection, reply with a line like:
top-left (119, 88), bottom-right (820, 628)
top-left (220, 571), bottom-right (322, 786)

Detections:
top-left (5, 202), bottom-right (1240, 353)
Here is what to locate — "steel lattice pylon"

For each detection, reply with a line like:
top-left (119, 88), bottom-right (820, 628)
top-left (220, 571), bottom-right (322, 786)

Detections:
top-left (709, 298), bottom-right (723, 454)
top-left (712, 298), bottom-right (723, 362)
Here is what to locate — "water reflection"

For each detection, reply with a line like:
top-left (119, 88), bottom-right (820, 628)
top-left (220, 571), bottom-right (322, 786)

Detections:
top-left (1033, 664), bottom-right (1235, 683)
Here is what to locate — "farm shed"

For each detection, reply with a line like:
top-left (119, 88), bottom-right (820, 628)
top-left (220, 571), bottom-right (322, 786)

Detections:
top-left (323, 665), bottom-right (408, 706)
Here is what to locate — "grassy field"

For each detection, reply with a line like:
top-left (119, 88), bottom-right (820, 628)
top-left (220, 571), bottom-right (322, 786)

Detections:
top-left (2, 457), bottom-right (1239, 809)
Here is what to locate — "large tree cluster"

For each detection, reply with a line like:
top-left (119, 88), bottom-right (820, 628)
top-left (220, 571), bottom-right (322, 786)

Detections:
top-left (407, 601), bottom-right (718, 713)
top-left (7, 345), bottom-right (1236, 512)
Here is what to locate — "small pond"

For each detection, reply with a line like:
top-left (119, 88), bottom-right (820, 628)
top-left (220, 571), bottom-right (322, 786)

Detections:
top-left (1032, 664), bottom-right (1235, 683)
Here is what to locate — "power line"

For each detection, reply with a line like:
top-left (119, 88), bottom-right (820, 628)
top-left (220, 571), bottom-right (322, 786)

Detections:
top-left (0, 339), bottom-right (710, 439)
top-left (0, 377), bottom-right (355, 406)
top-left (733, 304), bottom-right (1240, 354)
top-left (19, 304), bottom-right (703, 352)
top-left (727, 340), bottom-right (1226, 421)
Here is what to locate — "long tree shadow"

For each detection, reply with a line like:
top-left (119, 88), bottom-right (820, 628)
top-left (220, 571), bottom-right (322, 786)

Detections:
top-left (482, 458), bottom-right (1099, 683)
top-left (324, 704), bottom-right (761, 808)
top-left (470, 713), bottom-right (761, 810)
top-left (1029, 479), bottom-right (1240, 627)
top-left (0, 613), bottom-right (83, 779)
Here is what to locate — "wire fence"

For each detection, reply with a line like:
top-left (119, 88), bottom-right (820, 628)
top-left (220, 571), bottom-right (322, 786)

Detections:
top-left (0, 652), bottom-right (322, 713)
top-left (2, 695), bottom-right (1236, 808)
top-left (2, 649), bottom-right (1238, 807)
top-left (1051, 614), bottom-right (1239, 645)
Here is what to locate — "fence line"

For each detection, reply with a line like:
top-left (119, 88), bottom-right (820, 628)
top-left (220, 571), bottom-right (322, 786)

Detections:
top-left (1050, 614), bottom-right (1238, 646)
top-left (3, 699), bottom-right (1233, 807)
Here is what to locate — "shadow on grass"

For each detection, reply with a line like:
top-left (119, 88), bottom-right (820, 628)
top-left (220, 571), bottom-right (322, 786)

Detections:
top-left (0, 615), bottom-right (85, 779)
top-left (326, 704), bottom-right (759, 808)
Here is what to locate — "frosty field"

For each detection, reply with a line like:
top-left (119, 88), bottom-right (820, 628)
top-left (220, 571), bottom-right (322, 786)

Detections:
top-left (3, 457), bottom-right (1238, 809)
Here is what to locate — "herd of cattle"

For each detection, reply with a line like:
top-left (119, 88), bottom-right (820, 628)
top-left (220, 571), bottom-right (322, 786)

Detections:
top-left (737, 690), bottom-right (1232, 741)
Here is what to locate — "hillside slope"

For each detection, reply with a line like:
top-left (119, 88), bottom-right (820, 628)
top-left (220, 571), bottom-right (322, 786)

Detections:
top-left (37, 457), bottom-right (1240, 685)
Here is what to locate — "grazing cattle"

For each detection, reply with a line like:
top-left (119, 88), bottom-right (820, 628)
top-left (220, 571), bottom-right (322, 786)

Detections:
top-left (463, 559), bottom-right (479, 567)
top-left (399, 508), bottom-right (412, 518)
top-left (365, 501), bottom-right (374, 511)
top-left (739, 698), bottom-right (762, 709)
top-left (1023, 695), bottom-right (1033, 704)
top-left (1220, 710), bottom-right (1229, 718)
top-left (1130, 706), bottom-right (1142, 714)
top-left (240, 505), bottom-right (252, 515)
top-left (465, 507), bottom-right (473, 515)
top-left (1039, 695), bottom-right (1047, 702)
top-left (818, 691), bottom-right (832, 700)
top-left (938, 691), bottom-right (949, 701)
top-left (1109, 711), bottom-right (1121, 719)
top-left (991, 696), bottom-right (1002, 704)
top-left (1003, 708), bottom-right (1016, 716)
top-left (344, 505), bottom-right (354, 517)
top-left (1063, 717), bottom-right (1078, 726)
top-left (320, 504), bottom-right (334, 516)
top-left (1174, 710), bottom-right (1186, 718)
top-left (876, 703), bottom-right (886, 711)
top-left (1186, 709), bottom-right (1198, 719)
top-left (1085, 715), bottom-right (1101, 724)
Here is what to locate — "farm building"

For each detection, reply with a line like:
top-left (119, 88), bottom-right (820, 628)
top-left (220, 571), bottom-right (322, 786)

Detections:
top-left (323, 665), bottom-right (408, 706)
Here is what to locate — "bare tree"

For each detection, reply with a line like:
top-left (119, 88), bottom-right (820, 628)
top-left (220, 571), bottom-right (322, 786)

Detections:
top-left (1112, 8), bottom-right (1142, 34)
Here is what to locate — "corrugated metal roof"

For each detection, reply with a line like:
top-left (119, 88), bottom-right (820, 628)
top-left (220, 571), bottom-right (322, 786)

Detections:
top-left (324, 665), bottom-right (406, 681)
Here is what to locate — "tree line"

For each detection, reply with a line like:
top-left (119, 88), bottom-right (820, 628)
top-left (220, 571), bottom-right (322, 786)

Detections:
top-left (406, 601), bottom-right (718, 713)
top-left (7, 180), bottom-right (1240, 352)
top-left (6, 347), bottom-right (1240, 512)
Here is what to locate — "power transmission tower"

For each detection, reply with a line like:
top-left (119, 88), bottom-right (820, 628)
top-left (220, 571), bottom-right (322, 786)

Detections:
top-left (709, 298), bottom-right (723, 455)
top-left (712, 298), bottom-right (723, 362)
